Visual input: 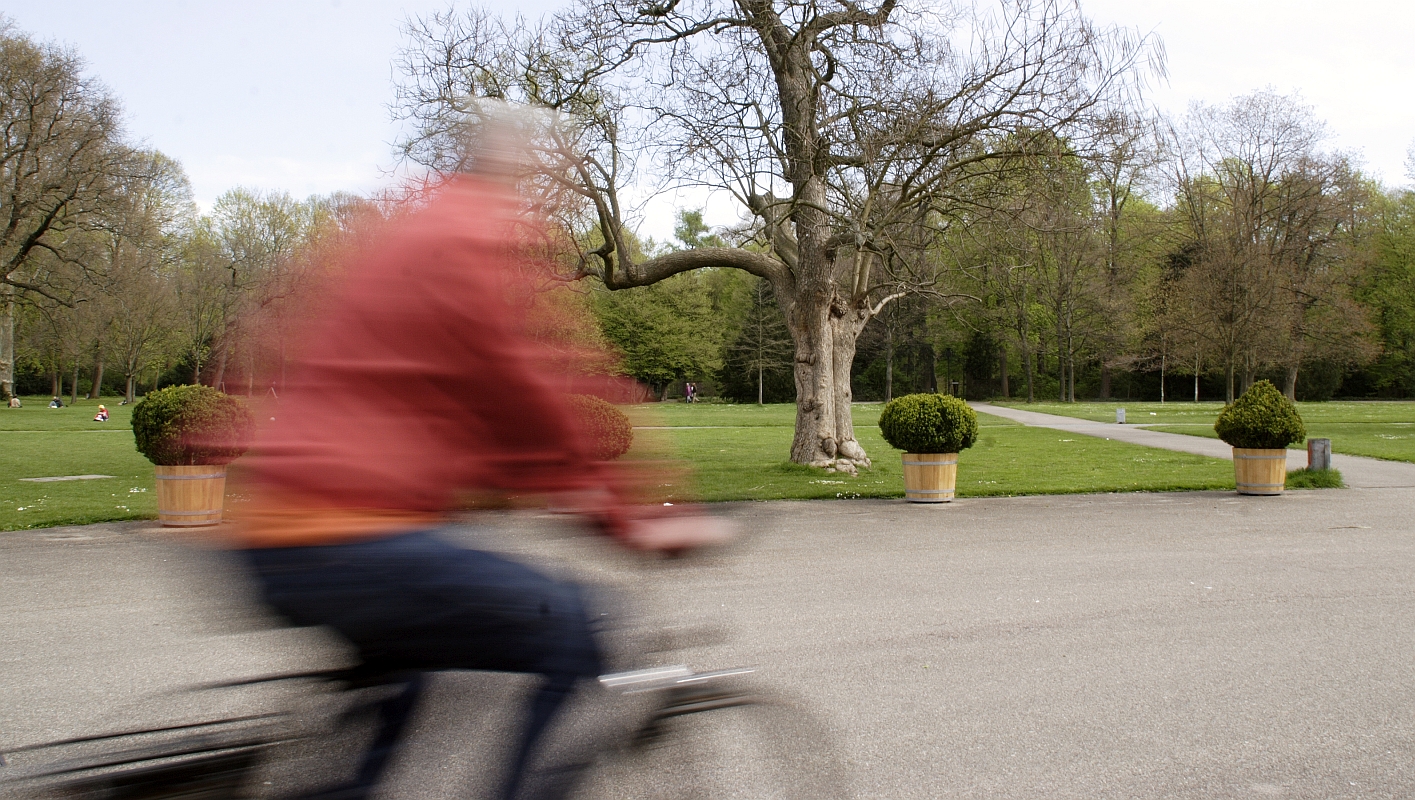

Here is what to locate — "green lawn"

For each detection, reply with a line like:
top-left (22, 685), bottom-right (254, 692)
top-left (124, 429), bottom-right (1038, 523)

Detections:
top-left (1, 396), bottom-right (157, 530)
top-left (992, 400), bottom-right (1415, 463)
top-left (2, 397), bottom-right (1240, 531)
top-left (627, 402), bottom-right (1233, 502)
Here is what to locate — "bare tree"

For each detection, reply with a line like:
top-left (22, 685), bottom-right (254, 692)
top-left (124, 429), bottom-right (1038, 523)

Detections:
top-left (254, 192), bottom-right (384, 395)
top-left (1148, 242), bottom-right (1210, 402)
top-left (0, 20), bottom-right (122, 399)
top-left (95, 151), bottom-right (192, 401)
top-left (1168, 90), bottom-right (1375, 401)
top-left (954, 138), bottom-right (1096, 404)
top-left (1268, 155), bottom-right (1378, 396)
top-left (201, 189), bottom-right (313, 390)
top-left (394, 0), bottom-right (1158, 467)
top-left (1089, 111), bottom-right (1162, 397)
top-left (172, 228), bottom-right (226, 385)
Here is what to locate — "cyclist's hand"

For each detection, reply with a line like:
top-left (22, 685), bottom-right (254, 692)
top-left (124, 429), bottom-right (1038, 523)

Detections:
top-left (621, 515), bottom-right (737, 554)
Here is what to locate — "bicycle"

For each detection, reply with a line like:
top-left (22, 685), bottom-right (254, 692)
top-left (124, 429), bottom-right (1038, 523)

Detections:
top-left (1, 627), bottom-right (850, 800)
top-left (572, 663), bottom-right (848, 800)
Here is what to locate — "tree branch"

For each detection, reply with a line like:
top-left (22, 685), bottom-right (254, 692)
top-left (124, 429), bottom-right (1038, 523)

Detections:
top-left (602, 246), bottom-right (787, 289)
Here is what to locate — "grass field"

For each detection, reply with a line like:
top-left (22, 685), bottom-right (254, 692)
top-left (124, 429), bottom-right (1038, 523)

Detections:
top-left (1, 397), bottom-right (157, 530)
top-left (992, 400), bottom-right (1415, 463)
top-left (3, 396), bottom-right (1241, 531)
top-left (623, 402), bottom-right (1234, 503)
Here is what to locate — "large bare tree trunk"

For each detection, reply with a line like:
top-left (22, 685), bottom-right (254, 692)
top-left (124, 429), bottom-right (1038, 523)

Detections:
top-left (394, 0), bottom-right (1158, 469)
top-left (1283, 364), bottom-right (1299, 401)
top-left (784, 286), bottom-right (870, 472)
top-left (0, 287), bottom-right (14, 400)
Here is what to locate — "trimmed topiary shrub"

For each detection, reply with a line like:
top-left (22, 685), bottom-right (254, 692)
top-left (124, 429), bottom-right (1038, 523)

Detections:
top-left (1214, 380), bottom-right (1306, 449)
top-left (878, 393), bottom-right (979, 454)
top-left (132, 385), bottom-right (256, 466)
top-left (567, 394), bottom-right (634, 460)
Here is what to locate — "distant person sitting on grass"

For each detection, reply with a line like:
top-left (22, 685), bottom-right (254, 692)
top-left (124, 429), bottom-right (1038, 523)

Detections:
top-left (93, 405), bottom-right (108, 422)
top-left (48, 397), bottom-right (63, 408)
top-left (7, 396), bottom-right (19, 408)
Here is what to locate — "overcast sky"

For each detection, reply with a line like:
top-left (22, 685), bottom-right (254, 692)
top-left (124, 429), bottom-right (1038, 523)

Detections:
top-left (6, 0), bottom-right (1414, 239)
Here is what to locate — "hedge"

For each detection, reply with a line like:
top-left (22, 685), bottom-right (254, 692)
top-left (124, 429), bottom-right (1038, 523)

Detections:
top-left (132, 385), bottom-right (255, 466)
top-left (567, 394), bottom-right (634, 460)
top-left (1214, 380), bottom-right (1306, 449)
top-left (878, 393), bottom-right (978, 454)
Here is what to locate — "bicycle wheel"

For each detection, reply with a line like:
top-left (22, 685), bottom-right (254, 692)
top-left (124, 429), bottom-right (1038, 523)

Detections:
top-left (0, 718), bottom-right (279, 800)
top-left (570, 696), bottom-right (852, 800)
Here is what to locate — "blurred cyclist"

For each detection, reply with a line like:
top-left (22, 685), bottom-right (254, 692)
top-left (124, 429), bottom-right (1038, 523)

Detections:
top-left (233, 156), bottom-right (730, 800)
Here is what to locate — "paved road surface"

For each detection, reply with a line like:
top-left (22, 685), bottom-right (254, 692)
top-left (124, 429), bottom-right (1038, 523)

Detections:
top-left (973, 402), bottom-right (1415, 489)
top-left (4, 490), bottom-right (1414, 798)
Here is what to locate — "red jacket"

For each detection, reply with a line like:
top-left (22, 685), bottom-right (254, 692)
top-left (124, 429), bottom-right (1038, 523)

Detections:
top-left (236, 178), bottom-right (636, 546)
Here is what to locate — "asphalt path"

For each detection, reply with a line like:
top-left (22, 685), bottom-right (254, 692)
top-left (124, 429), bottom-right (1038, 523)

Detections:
top-left (972, 402), bottom-right (1415, 490)
top-left (3, 490), bottom-right (1414, 799)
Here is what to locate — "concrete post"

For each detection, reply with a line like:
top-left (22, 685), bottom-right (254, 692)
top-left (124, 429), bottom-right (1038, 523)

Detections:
top-left (1116, 408), bottom-right (1126, 424)
top-left (1307, 438), bottom-right (1332, 471)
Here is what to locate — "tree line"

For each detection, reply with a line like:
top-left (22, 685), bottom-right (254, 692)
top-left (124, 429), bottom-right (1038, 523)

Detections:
top-left (386, 0), bottom-right (1413, 428)
top-left (589, 134), bottom-right (1415, 410)
top-left (8, 2), bottom-right (1415, 474)
top-left (1, 20), bottom-right (379, 404)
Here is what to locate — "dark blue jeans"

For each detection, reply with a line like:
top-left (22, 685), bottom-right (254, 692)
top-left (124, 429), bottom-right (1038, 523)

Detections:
top-left (243, 529), bottom-right (603, 800)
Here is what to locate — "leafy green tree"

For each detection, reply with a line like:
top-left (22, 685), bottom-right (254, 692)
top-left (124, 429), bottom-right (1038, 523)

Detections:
top-left (951, 134), bottom-right (1105, 403)
top-left (203, 188), bottom-right (316, 390)
top-left (672, 209), bottom-right (726, 251)
top-left (721, 277), bottom-right (794, 404)
top-left (592, 272), bottom-right (725, 399)
top-left (1, 22), bottom-right (124, 400)
top-left (1169, 91), bottom-right (1376, 401)
top-left (395, 1), bottom-right (1155, 467)
top-left (1358, 189), bottom-right (1415, 395)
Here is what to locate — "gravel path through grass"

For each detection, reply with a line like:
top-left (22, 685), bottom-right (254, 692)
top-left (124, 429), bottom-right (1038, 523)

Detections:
top-left (973, 402), bottom-right (1415, 489)
top-left (990, 399), bottom-right (1415, 464)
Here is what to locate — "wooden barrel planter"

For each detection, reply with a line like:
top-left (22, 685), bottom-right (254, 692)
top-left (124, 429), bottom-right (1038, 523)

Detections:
top-left (1232, 448), bottom-right (1287, 495)
top-left (154, 465), bottom-right (228, 526)
top-left (901, 453), bottom-right (957, 503)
